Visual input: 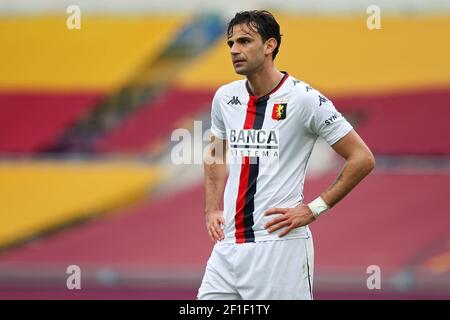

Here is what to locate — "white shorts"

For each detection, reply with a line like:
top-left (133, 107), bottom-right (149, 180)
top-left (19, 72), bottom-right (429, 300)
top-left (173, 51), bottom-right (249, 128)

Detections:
top-left (197, 237), bottom-right (314, 300)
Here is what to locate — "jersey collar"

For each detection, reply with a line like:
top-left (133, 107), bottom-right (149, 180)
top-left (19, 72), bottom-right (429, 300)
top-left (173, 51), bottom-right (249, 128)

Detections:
top-left (245, 71), bottom-right (289, 102)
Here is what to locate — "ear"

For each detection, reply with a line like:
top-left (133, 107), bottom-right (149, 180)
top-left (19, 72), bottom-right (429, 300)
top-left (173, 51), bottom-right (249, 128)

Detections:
top-left (264, 38), bottom-right (277, 57)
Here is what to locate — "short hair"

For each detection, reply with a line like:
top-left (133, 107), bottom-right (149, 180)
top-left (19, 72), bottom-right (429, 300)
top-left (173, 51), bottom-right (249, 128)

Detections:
top-left (227, 10), bottom-right (282, 60)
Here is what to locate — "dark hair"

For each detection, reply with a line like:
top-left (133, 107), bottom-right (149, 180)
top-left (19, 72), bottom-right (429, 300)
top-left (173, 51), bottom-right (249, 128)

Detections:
top-left (227, 10), bottom-right (282, 60)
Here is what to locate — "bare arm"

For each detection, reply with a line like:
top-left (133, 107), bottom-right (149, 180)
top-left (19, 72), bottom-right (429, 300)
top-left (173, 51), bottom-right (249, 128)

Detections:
top-left (321, 129), bottom-right (376, 207)
top-left (204, 135), bottom-right (227, 242)
top-left (264, 129), bottom-right (375, 236)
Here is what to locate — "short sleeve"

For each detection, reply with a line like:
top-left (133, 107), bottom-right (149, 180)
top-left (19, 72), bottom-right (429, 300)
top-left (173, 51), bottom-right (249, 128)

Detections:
top-left (300, 89), bottom-right (353, 146)
top-left (210, 88), bottom-right (227, 140)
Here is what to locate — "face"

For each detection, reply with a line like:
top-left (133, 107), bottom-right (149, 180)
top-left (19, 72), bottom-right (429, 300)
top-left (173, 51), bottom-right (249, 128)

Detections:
top-left (227, 23), bottom-right (269, 76)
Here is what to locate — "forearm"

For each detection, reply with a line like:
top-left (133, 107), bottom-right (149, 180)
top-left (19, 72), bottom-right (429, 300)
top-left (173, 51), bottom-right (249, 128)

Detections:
top-left (204, 161), bottom-right (227, 213)
top-left (204, 136), bottom-right (227, 213)
top-left (320, 151), bottom-right (375, 207)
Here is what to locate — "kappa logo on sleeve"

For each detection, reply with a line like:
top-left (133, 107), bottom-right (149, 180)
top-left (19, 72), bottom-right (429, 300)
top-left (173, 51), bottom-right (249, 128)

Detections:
top-left (318, 94), bottom-right (329, 106)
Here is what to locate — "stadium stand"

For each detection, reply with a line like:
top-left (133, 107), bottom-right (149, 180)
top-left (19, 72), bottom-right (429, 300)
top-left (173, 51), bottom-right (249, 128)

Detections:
top-left (93, 88), bottom-right (214, 153)
top-left (174, 15), bottom-right (450, 94)
top-left (92, 88), bottom-right (450, 155)
top-left (85, 14), bottom-right (450, 155)
top-left (334, 89), bottom-right (450, 155)
top-left (0, 93), bottom-right (101, 153)
top-left (0, 16), bottom-right (186, 91)
top-left (0, 15), bottom-right (186, 154)
top-left (0, 161), bottom-right (163, 249)
top-left (0, 6), bottom-right (449, 300)
top-left (0, 171), bottom-right (449, 299)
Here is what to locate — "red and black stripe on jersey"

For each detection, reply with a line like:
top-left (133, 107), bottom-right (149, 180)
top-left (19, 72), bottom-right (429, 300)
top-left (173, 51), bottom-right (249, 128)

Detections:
top-left (234, 73), bottom-right (289, 243)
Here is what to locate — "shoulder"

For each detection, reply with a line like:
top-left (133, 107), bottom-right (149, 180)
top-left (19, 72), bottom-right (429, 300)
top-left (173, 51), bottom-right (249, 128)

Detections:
top-left (214, 79), bottom-right (246, 99)
top-left (287, 76), bottom-right (332, 110)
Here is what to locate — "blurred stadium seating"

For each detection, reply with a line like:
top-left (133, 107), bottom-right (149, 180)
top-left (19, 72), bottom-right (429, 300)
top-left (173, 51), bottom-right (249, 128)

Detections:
top-left (0, 93), bottom-right (101, 153)
top-left (0, 0), bottom-right (449, 300)
top-left (93, 88), bottom-right (214, 153)
top-left (0, 161), bottom-right (162, 249)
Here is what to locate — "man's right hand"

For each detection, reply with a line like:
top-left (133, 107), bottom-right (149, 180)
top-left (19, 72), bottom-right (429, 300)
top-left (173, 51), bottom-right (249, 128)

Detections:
top-left (205, 210), bottom-right (225, 242)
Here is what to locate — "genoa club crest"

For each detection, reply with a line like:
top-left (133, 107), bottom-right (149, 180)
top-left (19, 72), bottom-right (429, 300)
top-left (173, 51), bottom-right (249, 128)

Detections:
top-left (272, 103), bottom-right (287, 120)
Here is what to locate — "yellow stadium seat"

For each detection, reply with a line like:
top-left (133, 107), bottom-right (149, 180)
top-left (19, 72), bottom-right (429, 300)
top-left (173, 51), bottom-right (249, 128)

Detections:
top-left (0, 15), bottom-right (186, 92)
top-left (0, 161), bottom-right (164, 247)
top-left (175, 15), bottom-right (450, 95)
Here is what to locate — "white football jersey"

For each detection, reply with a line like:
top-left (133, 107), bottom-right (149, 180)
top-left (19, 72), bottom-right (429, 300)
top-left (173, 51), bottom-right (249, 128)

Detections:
top-left (210, 72), bottom-right (353, 243)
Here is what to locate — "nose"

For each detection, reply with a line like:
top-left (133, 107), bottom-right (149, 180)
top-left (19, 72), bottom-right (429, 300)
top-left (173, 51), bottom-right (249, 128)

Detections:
top-left (230, 42), bottom-right (240, 55)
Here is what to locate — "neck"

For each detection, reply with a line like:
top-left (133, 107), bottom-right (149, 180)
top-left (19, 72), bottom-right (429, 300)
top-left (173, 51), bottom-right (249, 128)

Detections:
top-left (247, 66), bottom-right (284, 97)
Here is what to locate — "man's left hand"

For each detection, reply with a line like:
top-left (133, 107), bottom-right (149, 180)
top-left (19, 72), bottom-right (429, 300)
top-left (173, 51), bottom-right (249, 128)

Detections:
top-left (264, 204), bottom-right (316, 237)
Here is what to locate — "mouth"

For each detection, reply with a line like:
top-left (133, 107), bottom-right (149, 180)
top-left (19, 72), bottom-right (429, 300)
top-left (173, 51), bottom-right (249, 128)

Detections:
top-left (233, 59), bottom-right (245, 65)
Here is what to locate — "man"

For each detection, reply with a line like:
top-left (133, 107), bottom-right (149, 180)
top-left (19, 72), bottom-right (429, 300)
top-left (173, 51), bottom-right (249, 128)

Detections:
top-left (199, 10), bottom-right (375, 300)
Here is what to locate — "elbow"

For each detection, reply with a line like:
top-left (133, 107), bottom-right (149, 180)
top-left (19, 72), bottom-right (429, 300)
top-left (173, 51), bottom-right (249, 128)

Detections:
top-left (351, 150), bottom-right (375, 176)
top-left (364, 151), bottom-right (376, 175)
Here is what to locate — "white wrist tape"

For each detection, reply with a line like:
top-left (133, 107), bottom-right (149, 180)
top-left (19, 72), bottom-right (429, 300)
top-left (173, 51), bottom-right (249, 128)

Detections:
top-left (307, 196), bottom-right (330, 219)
